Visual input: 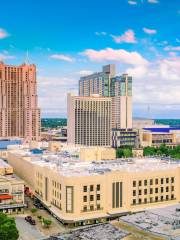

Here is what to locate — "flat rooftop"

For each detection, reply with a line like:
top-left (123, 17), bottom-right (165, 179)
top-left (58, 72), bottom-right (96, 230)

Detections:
top-left (9, 149), bottom-right (180, 177)
top-left (44, 223), bottom-right (128, 240)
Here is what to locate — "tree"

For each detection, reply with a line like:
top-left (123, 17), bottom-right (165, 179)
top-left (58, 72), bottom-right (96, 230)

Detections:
top-left (37, 215), bottom-right (42, 222)
top-left (116, 148), bottom-right (124, 158)
top-left (31, 208), bottom-right (38, 214)
top-left (0, 213), bottom-right (19, 240)
top-left (42, 218), bottom-right (52, 228)
top-left (143, 146), bottom-right (156, 156)
top-left (123, 148), bottom-right (133, 158)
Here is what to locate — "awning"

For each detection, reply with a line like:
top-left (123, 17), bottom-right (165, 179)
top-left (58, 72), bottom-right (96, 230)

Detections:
top-left (0, 195), bottom-right (13, 200)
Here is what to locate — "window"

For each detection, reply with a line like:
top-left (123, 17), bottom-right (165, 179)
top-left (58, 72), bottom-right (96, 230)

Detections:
top-left (166, 186), bottom-right (169, 192)
top-left (150, 188), bottom-right (153, 194)
top-left (171, 186), bottom-right (174, 191)
top-left (83, 196), bottom-right (87, 202)
top-left (97, 204), bottom-right (101, 210)
top-left (161, 178), bottom-right (164, 184)
top-left (133, 181), bottom-right (136, 187)
top-left (83, 186), bottom-right (87, 192)
top-left (97, 184), bottom-right (100, 191)
top-left (155, 196), bottom-right (158, 202)
top-left (150, 197), bottom-right (153, 203)
top-left (133, 190), bottom-right (136, 196)
top-left (90, 195), bottom-right (94, 201)
top-left (171, 194), bottom-right (174, 199)
top-left (155, 179), bottom-right (158, 184)
top-left (171, 177), bottom-right (174, 183)
top-left (139, 198), bottom-right (142, 204)
top-left (97, 194), bottom-right (100, 201)
top-left (155, 188), bottom-right (158, 194)
top-left (161, 187), bottom-right (164, 193)
top-left (90, 205), bottom-right (94, 211)
top-left (139, 190), bottom-right (142, 195)
top-left (161, 196), bottom-right (164, 201)
top-left (133, 199), bottom-right (136, 205)
top-left (144, 198), bottom-right (147, 204)
top-left (166, 195), bottom-right (169, 200)
top-left (138, 181), bottom-right (142, 187)
top-left (83, 206), bottom-right (87, 212)
top-left (150, 179), bottom-right (153, 185)
top-left (166, 178), bottom-right (169, 184)
top-left (144, 189), bottom-right (147, 195)
top-left (90, 185), bottom-right (94, 191)
top-left (144, 180), bottom-right (147, 186)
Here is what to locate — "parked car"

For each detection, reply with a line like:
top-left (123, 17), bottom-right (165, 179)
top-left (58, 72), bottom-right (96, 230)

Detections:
top-left (25, 216), bottom-right (36, 225)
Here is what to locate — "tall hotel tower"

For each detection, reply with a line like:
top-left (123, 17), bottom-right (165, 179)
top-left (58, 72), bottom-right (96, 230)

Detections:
top-left (79, 64), bottom-right (132, 129)
top-left (0, 62), bottom-right (41, 141)
top-left (67, 93), bottom-right (112, 146)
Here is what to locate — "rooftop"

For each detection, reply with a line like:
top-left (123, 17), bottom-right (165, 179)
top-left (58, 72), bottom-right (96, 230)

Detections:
top-left (9, 149), bottom-right (180, 177)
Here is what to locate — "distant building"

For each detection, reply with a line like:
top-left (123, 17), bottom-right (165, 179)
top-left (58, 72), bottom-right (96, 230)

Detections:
top-left (67, 93), bottom-right (112, 146)
top-left (133, 119), bottom-right (155, 129)
top-left (112, 129), bottom-right (138, 148)
top-left (139, 127), bottom-right (180, 148)
top-left (79, 65), bottom-right (132, 129)
top-left (0, 62), bottom-right (41, 142)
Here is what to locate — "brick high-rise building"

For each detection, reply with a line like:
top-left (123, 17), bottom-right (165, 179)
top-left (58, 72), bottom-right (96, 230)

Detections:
top-left (0, 62), bottom-right (41, 141)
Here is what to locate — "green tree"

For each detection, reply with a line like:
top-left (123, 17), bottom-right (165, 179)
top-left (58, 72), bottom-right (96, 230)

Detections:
top-left (31, 208), bottom-right (38, 214)
top-left (0, 213), bottom-right (19, 240)
top-left (42, 218), bottom-right (52, 228)
top-left (143, 146), bottom-right (156, 156)
top-left (116, 148), bottom-right (124, 158)
top-left (123, 148), bottom-right (133, 158)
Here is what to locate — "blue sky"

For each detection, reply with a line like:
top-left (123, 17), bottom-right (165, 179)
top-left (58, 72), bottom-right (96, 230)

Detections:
top-left (0, 0), bottom-right (180, 118)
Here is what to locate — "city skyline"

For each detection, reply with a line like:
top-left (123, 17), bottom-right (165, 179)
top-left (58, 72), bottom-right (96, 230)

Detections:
top-left (0, 0), bottom-right (179, 118)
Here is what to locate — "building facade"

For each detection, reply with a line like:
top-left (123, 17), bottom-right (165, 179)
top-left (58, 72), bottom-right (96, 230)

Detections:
top-left (0, 159), bottom-right (25, 214)
top-left (112, 128), bottom-right (138, 148)
top-left (0, 62), bottom-right (41, 141)
top-left (79, 65), bottom-right (132, 130)
top-left (67, 93), bottom-right (112, 146)
top-left (7, 149), bottom-right (180, 226)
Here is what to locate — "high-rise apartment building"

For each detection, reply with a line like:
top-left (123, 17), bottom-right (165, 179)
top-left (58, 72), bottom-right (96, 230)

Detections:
top-left (0, 62), bottom-right (41, 141)
top-left (67, 93), bottom-right (112, 146)
top-left (79, 65), bottom-right (132, 129)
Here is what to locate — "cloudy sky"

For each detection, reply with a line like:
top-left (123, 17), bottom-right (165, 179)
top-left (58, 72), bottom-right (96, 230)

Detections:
top-left (0, 0), bottom-right (180, 118)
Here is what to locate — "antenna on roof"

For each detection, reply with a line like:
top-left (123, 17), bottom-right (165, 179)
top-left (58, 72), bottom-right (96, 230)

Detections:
top-left (25, 50), bottom-right (30, 65)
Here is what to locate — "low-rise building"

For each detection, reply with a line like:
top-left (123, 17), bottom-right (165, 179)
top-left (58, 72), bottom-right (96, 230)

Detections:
top-left (112, 129), bottom-right (138, 148)
top-left (140, 127), bottom-right (180, 148)
top-left (7, 149), bottom-right (180, 226)
top-left (0, 159), bottom-right (25, 214)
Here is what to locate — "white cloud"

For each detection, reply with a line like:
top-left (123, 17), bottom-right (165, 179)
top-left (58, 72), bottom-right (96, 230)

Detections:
top-left (128, 1), bottom-right (138, 5)
top-left (50, 54), bottom-right (75, 62)
top-left (148, 0), bottom-right (158, 3)
top-left (143, 27), bottom-right (157, 35)
top-left (76, 70), bottom-right (94, 76)
top-left (0, 53), bottom-right (15, 61)
top-left (0, 28), bottom-right (9, 39)
top-left (164, 46), bottom-right (180, 51)
top-left (111, 29), bottom-right (137, 43)
top-left (127, 57), bottom-right (180, 109)
top-left (95, 32), bottom-right (107, 36)
top-left (81, 48), bottom-right (149, 66)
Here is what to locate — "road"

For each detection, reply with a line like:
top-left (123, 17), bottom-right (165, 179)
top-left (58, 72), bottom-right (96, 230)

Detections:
top-left (16, 215), bottom-right (44, 240)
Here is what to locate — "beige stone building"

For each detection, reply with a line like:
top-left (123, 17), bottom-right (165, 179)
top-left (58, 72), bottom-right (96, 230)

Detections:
top-left (67, 93), bottom-right (112, 146)
top-left (7, 149), bottom-right (180, 226)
